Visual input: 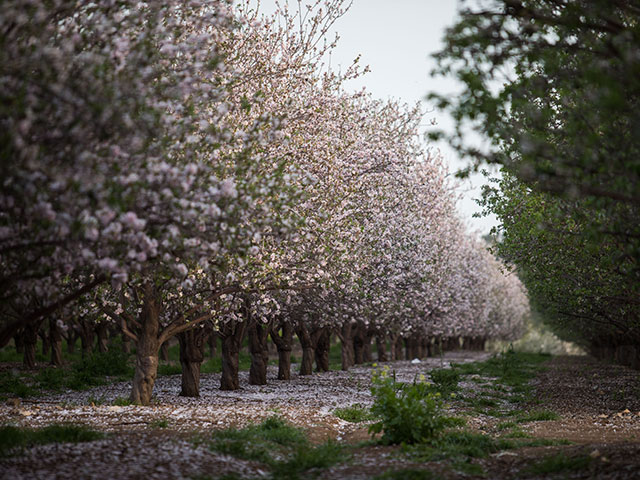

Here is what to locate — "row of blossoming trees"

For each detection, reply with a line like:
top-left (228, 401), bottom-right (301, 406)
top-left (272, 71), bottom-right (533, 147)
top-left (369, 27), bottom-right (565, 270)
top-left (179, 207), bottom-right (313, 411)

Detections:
top-left (0, 0), bottom-right (529, 404)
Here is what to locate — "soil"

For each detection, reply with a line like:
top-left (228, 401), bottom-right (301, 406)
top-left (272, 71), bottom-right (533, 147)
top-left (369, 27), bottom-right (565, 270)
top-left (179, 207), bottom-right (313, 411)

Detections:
top-left (1, 352), bottom-right (640, 479)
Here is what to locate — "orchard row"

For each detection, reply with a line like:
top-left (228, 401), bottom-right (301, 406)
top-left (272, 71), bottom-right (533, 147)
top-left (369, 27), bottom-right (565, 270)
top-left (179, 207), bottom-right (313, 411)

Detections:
top-left (0, 1), bottom-right (529, 404)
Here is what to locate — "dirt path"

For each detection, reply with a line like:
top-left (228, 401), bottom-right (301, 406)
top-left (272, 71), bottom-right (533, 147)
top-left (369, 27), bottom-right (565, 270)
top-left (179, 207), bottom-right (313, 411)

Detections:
top-left (2, 353), bottom-right (640, 479)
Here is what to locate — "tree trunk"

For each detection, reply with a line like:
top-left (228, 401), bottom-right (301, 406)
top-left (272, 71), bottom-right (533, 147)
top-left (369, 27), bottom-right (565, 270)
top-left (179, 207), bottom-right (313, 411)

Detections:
top-left (362, 328), bottom-right (374, 363)
top-left (49, 318), bottom-right (63, 367)
top-left (14, 333), bottom-right (24, 354)
top-left (248, 320), bottom-right (270, 385)
top-left (65, 329), bottom-right (78, 354)
top-left (159, 341), bottom-right (170, 361)
top-left (23, 324), bottom-right (39, 368)
top-left (296, 324), bottom-right (315, 376)
top-left (389, 334), bottom-right (398, 361)
top-left (271, 322), bottom-right (293, 380)
top-left (404, 337), bottom-right (412, 360)
top-left (130, 282), bottom-right (161, 405)
top-left (315, 328), bottom-right (330, 372)
top-left (96, 322), bottom-right (109, 353)
top-left (207, 331), bottom-right (217, 358)
top-left (415, 335), bottom-right (424, 359)
top-left (122, 333), bottom-right (131, 353)
top-left (353, 325), bottom-right (365, 364)
top-left (376, 335), bottom-right (388, 362)
top-left (78, 320), bottom-right (95, 358)
top-left (39, 327), bottom-right (50, 357)
top-left (219, 321), bottom-right (247, 391)
top-left (339, 323), bottom-right (355, 370)
top-left (177, 328), bottom-right (206, 397)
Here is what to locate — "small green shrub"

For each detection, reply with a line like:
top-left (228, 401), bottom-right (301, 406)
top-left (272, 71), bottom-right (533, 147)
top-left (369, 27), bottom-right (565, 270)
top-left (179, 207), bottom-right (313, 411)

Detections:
top-left (368, 368), bottom-right (449, 445)
top-left (333, 404), bottom-right (375, 423)
top-left (429, 368), bottom-right (460, 393)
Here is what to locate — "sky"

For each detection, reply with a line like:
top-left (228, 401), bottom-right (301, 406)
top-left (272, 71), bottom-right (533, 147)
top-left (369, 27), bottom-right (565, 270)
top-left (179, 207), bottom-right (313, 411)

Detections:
top-left (249, 0), bottom-right (499, 235)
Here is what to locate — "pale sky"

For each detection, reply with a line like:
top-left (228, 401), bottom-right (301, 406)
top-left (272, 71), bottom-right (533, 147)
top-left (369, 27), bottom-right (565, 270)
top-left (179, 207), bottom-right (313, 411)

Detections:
top-left (249, 0), bottom-right (499, 235)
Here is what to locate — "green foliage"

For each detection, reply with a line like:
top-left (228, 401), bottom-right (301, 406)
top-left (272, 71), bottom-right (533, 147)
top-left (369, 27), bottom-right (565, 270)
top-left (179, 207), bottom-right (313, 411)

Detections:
top-left (0, 371), bottom-right (38, 399)
top-left (33, 367), bottom-right (66, 391)
top-left (524, 454), bottom-right (592, 475)
top-left (208, 416), bottom-right (345, 479)
top-left (429, 368), bottom-right (460, 394)
top-left (333, 404), bottom-right (375, 423)
top-left (66, 349), bottom-right (132, 390)
top-left (112, 396), bottom-right (132, 406)
top-left (158, 363), bottom-right (182, 376)
top-left (149, 418), bottom-right (169, 429)
top-left (0, 424), bottom-right (104, 457)
top-left (429, 0), bottom-right (640, 357)
top-left (403, 430), bottom-right (500, 461)
top-left (368, 368), bottom-right (452, 445)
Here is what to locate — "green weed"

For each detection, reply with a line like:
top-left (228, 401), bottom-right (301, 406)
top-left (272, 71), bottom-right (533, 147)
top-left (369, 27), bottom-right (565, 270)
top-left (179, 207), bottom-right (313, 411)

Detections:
top-left (149, 418), bottom-right (169, 428)
top-left (429, 368), bottom-right (460, 394)
top-left (369, 368), bottom-right (452, 445)
top-left (0, 371), bottom-right (38, 399)
top-left (524, 454), bottom-right (591, 475)
top-left (112, 396), bottom-right (132, 406)
top-left (208, 416), bottom-right (345, 479)
top-left (333, 404), bottom-right (375, 423)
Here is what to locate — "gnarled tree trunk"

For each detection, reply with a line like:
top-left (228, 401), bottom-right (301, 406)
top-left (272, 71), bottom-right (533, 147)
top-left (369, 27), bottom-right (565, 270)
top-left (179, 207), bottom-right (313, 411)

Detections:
top-left (65, 329), bottom-right (78, 354)
top-left (39, 327), bottom-right (50, 357)
top-left (314, 328), bottom-right (330, 372)
top-left (219, 320), bottom-right (247, 391)
top-left (271, 322), bottom-right (293, 380)
top-left (296, 324), bottom-right (315, 376)
top-left (177, 328), bottom-right (206, 397)
top-left (130, 282), bottom-right (161, 406)
top-left (207, 331), bottom-right (217, 358)
top-left (376, 334), bottom-right (387, 362)
top-left (22, 324), bottom-right (39, 368)
top-left (96, 322), bottom-right (109, 353)
top-left (338, 323), bottom-right (355, 370)
top-left (49, 318), bottom-right (63, 367)
top-left (78, 319), bottom-right (95, 358)
top-left (248, 320), bottom-right (270, 385)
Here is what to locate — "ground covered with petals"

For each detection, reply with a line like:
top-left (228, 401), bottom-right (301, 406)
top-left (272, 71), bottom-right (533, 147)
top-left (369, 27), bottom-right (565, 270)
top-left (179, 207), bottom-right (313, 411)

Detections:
top-left (2, 352), bottom-right (640, 479)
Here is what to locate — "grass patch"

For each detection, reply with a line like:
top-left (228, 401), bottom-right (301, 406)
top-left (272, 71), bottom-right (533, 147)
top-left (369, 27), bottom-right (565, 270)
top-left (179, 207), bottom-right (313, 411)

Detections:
top-left (0, 424), bottom-right (104, 457)
top-left (158, 363), bottom-right (182, 375)
top-left (208, 416), bottom-right (346, 479)
top-left (429, 368), bottom-right (460, 394)
top-left (333, 404), bottom-right (376, 423)
top-left (112, 396), bottom-right (133, 406)
top-left (452, 350), bottom-right (550, 395)
top-left (524, 454), bottom-right (592, 475)
top-left (149, 418), bottom-right (169, 429)
top-left (0, 371), bottom-right (39, 399)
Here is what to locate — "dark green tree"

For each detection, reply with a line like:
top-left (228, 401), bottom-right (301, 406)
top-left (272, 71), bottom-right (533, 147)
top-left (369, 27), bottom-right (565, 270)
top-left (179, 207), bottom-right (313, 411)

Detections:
top-left (430, 0), bottom-right (640, 364)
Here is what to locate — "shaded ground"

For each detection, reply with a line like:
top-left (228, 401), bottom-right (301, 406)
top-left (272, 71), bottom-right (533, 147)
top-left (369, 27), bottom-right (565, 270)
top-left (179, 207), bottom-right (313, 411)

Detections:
top-left (1, 352), bottom-right (640, 478)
